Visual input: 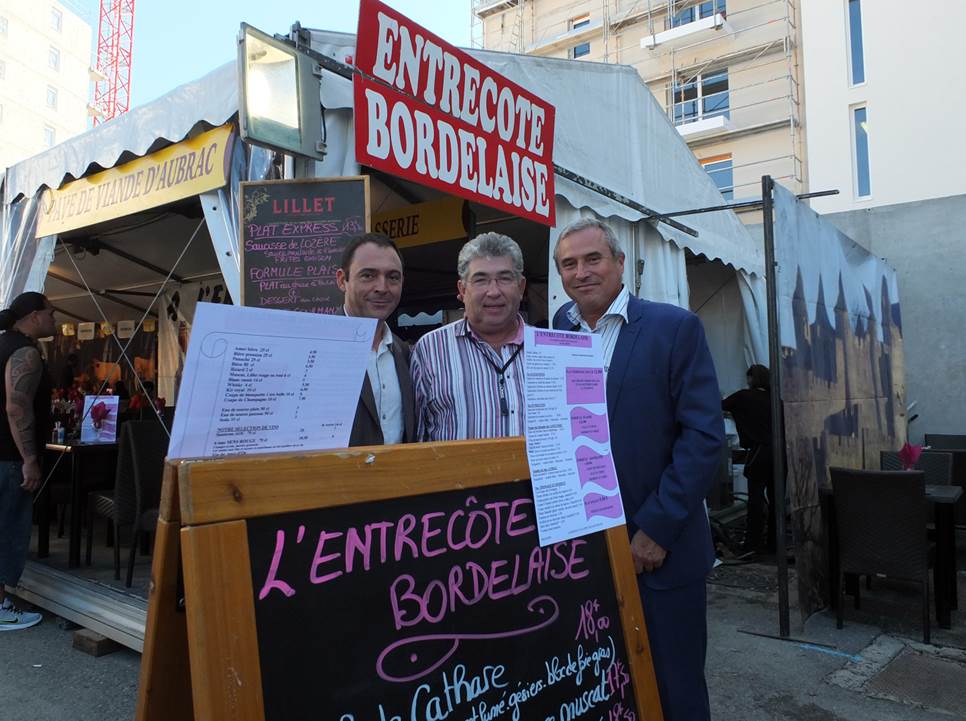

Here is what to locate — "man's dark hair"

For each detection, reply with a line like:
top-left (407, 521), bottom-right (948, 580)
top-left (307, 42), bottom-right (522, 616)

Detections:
top-left (747, 364), bottom-right (770, 391)
top-left (339, 233), bottom-right (404, 278)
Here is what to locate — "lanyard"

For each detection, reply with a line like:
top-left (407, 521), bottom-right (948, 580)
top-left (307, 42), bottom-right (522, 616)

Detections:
top-left (480, 344), bottom-right (523, 417)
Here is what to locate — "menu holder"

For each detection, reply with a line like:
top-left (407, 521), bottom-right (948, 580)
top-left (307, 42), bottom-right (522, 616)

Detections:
top-left (240, 176), bottom-right (370, 314)
top-left (135, 439), bottom-right (663, 721)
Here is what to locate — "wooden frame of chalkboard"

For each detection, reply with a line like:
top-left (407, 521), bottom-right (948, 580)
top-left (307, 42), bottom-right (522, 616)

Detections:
top-left (239, 176), bottom-right (370, 314)
top-left (136, 439), bottom-right (664, 721)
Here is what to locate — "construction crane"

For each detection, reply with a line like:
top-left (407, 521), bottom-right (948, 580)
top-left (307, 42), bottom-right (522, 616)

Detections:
top-left (91, 0), bottom-right (135, 125)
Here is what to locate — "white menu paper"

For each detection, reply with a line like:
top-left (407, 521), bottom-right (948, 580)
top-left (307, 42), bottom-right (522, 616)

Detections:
top-left (167, 303), bottom-right (376, 459)
top-left (524, 326), bottom-right (626, 546)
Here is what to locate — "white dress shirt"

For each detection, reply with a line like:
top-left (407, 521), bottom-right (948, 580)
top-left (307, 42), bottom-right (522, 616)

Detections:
top-left (367, 323), bottom-right (404, 444)
top-left (566, 285), bottom-right (631, 377)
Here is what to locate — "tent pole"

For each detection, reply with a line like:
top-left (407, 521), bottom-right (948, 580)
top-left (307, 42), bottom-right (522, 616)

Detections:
top-left (46, 268), bottom-right (156, 318)
top-left (762, 174), bottom-right (790, 638)
top-left (656, 189), bottom-right (839, 219)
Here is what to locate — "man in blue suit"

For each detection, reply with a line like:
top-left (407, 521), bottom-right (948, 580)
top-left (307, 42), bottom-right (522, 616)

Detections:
top-left (552, 218), bottom-right (724, 721)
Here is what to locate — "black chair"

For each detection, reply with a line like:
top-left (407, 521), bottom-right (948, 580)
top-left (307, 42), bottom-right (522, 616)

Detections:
top-left (830, 467), bottom-right (934, 644)
top-left (85, 424), bottom-right (137, 579)
top-left (880, 450), bottom-right (953, 485)
top-left (124, 420), bottom-right (169, 587)
top-left (924, 434), bottom-right (966, 450)
top-left (922, 439), bottom-right (966, 528)
top-left (85, 421), bottom-right (168, 585)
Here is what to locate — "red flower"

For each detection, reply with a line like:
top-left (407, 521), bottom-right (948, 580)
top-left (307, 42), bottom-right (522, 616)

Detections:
top-left (898, 442), bottom-right (922, 471)
top-left (90, 401), bottom-right (111, 430)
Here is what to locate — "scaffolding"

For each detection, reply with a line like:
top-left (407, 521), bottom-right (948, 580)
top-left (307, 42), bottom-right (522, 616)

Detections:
top-left (473, 0), bottom-right (805, 208)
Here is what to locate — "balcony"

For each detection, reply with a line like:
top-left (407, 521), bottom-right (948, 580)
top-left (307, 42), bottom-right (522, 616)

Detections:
top-left (676, 114), bottom-right (733, 140)
top-left (526, 21), bottom-right (603, 55)
top-left (473, 0), bottom-right (518, 19)
top-left (641, 13), bottom-right (732, 50)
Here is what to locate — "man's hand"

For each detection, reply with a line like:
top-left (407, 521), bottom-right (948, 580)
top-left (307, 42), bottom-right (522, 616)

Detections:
top-left (21, 458), bottom-right (42, 492)
top-left (630, 529), bottom-right (667, 574)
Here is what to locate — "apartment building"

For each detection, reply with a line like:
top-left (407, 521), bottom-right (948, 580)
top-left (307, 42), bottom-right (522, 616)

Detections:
top-left (473, 0), bottom-right (806, 218)
top-left (801, 1), bottom-right (966, 215)
top-left (0, 0), bottom-right (93, 170)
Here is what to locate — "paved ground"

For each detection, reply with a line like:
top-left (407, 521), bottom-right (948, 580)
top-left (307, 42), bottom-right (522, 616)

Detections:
top-left (1, 613), bottom-right (140, 721)
top-left (2, 536), bottom-right (964, 721)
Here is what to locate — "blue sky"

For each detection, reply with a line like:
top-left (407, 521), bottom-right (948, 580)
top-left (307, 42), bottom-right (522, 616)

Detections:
top-left (74, 0), bottom-right (472, 108)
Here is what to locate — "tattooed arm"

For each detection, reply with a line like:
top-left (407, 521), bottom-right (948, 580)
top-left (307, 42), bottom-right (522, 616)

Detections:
top-left (5, 346), bottom-right (44, 491)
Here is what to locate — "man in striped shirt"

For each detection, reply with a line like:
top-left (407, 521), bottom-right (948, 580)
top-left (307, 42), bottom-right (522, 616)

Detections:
top-left (411, 233), bottom-right (527, 441)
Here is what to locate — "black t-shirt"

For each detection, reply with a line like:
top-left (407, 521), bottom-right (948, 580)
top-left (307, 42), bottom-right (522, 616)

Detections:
top-left (722, 387), bottom-right (771, 448)
top-left (0, 330), bottom-right (53, 461)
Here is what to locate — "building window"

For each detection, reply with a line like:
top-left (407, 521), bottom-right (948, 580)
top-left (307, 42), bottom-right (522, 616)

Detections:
top-left (51, 6), bottom-right (63, 32)
top-left (570, 13), bottom-right (591, 31)
top-left (701, 155), bottom-right (734, 201)
top-left (48, 46), bottom-right (60, 71)
top-left (673, 70), bottom-right (730, 124)
top-left (847, 0), bottom-right (865, 85)
top-left (670, 1), bottom-right (725, 29)
top-left (852, 106), bottom-right (871, 197)
top-left (44, 125), bottom-right (56, 148)
top-left (570, 42), bottom-right (590, 59)
top-left (46, 85), bottom-right (58, 109)
top-left (0, 16), bottom-right (7, 35)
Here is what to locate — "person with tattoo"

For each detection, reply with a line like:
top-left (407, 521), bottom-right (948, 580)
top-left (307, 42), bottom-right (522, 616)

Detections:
top-left (0, 292), bottom-right (55, 631)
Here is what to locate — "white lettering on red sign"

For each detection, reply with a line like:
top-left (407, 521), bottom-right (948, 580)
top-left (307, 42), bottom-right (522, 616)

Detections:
top-left (355, 0), bottom-right (556, 226)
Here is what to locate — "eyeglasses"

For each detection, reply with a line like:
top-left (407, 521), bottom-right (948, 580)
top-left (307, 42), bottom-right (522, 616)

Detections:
top-left (467, 273), bottom-right (519, 289)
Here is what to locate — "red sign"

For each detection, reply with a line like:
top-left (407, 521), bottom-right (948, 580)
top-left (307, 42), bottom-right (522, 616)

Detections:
top-left (354, 0), bottom-right (556, 226)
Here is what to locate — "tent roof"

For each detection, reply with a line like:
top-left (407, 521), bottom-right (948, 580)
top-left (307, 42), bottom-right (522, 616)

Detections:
top-left (3, 29), bottom-right (763, 276)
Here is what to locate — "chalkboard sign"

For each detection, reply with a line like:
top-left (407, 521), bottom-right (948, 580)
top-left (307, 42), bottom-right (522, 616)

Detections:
top-left (240, 177), bottom-right (370, 314)
top-left (136, 440), bottom-right (663, 721)
top-left (250, 482), bottom-right (638, 721)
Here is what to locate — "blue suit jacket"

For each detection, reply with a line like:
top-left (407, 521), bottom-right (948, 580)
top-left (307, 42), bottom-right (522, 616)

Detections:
top-left (553, 295), bottom-right (724, 590)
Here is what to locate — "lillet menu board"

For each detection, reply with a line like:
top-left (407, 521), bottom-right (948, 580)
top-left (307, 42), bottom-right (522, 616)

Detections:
top-left (240, 177), bottom-right (370, 314)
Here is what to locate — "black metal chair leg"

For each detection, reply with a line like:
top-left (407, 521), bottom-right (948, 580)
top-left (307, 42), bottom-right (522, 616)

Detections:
top-left (113, 522), bottom-right (121, 580)
top-left (85, 508), bottom-right (94, 566)
top-left (837, 571), bottom-right (845, 629)
top-left (923, 579), bottom-right (931, 645)
top-left (126, 527), bottom-right (139, 588)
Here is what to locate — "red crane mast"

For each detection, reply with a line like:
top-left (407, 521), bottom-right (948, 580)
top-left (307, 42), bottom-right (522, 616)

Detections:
top-left (92, 0), bottom-right (135, 125)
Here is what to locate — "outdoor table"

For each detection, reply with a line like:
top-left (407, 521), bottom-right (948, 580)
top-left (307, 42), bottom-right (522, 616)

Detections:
top-left (820, 483), bottom-right (961, 629)
top-left (40, 441), bottom-right (118, 568)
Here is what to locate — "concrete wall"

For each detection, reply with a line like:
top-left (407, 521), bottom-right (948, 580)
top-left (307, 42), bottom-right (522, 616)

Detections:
top-left (754, 193), bottom-right (966, 442)
top-left (801, 1), bottom-right (966, 214)
top-left (822, 195), bottom-right (966, 442)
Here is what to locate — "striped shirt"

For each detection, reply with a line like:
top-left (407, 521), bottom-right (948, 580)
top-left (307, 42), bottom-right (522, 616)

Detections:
top-left (411, 316), bottom-right (527, 441)
top-left (566, 285), bottom-right (631, 377)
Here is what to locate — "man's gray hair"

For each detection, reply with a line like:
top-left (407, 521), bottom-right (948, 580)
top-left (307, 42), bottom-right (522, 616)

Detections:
top-left (457, 232), bottom-right (525, 279)
top-left (553, 218), bottom-right (623, 267)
